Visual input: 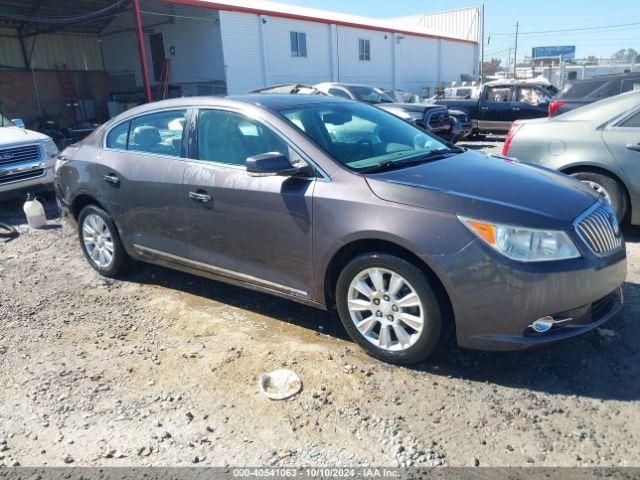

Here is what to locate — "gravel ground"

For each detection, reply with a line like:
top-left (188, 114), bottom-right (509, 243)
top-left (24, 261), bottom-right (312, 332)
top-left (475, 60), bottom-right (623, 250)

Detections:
top-left (1, 138), bottom-right (639, 467)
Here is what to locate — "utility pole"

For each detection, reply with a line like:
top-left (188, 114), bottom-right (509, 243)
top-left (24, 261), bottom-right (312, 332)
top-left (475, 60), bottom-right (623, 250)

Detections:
top-left (513, 22), bottom-right (519, 79)
top-left (480, 4), bottom-right (485, 82)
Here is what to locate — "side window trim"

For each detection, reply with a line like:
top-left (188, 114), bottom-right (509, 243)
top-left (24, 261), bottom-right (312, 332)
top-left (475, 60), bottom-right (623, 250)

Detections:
top-left (189, 106), bottom-right (330, 181)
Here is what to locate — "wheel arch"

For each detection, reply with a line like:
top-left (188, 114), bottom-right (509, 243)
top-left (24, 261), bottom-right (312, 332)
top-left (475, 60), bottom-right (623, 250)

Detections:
top-left (559, 163), bottom-right (631, 217)
top-left (323, 238), bottom-right (455, 338)
top-left (70, 193), bottom-right (108, 220)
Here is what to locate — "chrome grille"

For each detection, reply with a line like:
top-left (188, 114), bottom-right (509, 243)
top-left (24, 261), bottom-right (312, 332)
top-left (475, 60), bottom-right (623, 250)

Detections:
top-left (576, 203), bottom-right (623, 255)
top-left (0, 144), bottom-right (41, 166)
top-left (427, 111), bottom-right (450, 129)
top-left (0, 168), bottom-right (45, 185)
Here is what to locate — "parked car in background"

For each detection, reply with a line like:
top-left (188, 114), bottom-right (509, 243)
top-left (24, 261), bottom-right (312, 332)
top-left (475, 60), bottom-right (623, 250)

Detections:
top-left (56, 95), bottom-right (625, 364)
top-left (248, 83), bottom-right (327, 96)
top-left (0, 110), bottom-right (58, 201)
top-left (504, 90), bottom-right (640, 222)
top-left (434, 81), bottom-right (553, 134)
top-left (448, 109), bottom-right (473, 142)
top-left (550, 72), bottom-right (640, 117)
top-left (380, 88), bottom-right (424, 104)
top-left (314, 82), bottom-right (396, 104)
top-left (376, 103), bottom-right (452, 141)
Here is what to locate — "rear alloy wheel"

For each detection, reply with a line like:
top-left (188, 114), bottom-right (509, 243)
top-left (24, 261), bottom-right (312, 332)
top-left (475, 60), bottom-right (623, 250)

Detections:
top-left (570, 172), bottom-right (626, 221)
top-left (335, 253), bottom-right (443, 364)
top-left (78, 205), bottom-right (130, 277)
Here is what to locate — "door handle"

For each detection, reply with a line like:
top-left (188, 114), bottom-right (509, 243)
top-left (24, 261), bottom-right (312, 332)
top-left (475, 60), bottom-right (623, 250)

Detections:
top-left (626, 143), bottom-right (640, 152)
top-left (512, 107), bottom-right (520, 111)
top-left (480, 106), bottom-right (489, 111)
top-left (189, 191), bottom-right (213, 203)
top-left (102, 173), bottom-right (120, 185)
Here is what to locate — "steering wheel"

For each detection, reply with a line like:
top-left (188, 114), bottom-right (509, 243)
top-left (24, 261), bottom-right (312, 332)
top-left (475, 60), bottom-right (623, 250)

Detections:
top-left (347, 138), bottom-right (374, 160)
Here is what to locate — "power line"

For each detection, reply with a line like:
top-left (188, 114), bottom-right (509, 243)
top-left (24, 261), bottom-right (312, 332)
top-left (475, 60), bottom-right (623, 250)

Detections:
top-left (488, 20), bottom-right (640, 36)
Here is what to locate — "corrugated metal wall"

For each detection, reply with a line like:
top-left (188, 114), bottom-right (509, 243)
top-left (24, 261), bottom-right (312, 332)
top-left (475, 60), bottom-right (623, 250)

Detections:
top-left (220, 10), bottom-right (478, 95)
top-left (0, 27), bottom-right (104, 70)
top-left (390, 6), bottom-right (481, 43)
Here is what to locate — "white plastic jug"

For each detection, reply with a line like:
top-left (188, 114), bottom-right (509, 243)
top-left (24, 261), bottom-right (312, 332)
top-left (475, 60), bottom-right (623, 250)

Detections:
top-left (23, 194), bottom-right (47, 229)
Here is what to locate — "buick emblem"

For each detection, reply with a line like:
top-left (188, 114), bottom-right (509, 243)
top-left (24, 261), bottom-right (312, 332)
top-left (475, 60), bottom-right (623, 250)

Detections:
top-left (0, 153), bottom-right (13, 161)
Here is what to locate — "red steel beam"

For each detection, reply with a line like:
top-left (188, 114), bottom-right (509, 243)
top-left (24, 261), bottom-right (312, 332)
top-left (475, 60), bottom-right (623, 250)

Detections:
top-left (133, 0), bottom-right (152, 103)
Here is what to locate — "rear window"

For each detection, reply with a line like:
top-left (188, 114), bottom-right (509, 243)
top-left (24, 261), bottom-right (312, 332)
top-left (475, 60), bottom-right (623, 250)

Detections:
top-left (557, 79), bottom-right (620, 100)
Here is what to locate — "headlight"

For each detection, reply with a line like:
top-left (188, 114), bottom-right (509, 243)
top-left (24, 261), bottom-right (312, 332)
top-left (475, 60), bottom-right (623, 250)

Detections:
top-left (44, 139), bottom-right (59, 159)
top-left (459, 216), bottom-right (580, 262)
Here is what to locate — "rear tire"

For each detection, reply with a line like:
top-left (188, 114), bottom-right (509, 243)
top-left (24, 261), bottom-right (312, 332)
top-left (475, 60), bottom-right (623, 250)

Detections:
top-left (569, 172), bottom-right (626, 221)
top-left (335, 253), bottom-right (443, 364)
top-left (78, 205), bottom-right (131, 277)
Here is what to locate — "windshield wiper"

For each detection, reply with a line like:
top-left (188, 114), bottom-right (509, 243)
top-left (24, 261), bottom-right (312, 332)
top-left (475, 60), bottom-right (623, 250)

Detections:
top-left (360, 148), bottom-right (462, 174)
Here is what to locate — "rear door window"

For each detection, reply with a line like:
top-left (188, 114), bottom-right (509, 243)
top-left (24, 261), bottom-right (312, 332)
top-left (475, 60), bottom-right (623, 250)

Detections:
top-left (621, 110), bottom-right (640, 128)
top-left (106, 121), bottom-right (129, 150)
top-left (484, 87), bottom-right (512, 102)
top-left (128, 110), bottom-right (186, 157)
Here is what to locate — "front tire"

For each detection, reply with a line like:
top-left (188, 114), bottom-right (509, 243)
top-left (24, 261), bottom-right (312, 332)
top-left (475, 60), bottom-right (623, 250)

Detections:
top-left (78, 205), bottom-right (130, 277)
top-left (569, 172), bottom-right (626, 221)
top-left (335, 253), bottom-right (443, 364)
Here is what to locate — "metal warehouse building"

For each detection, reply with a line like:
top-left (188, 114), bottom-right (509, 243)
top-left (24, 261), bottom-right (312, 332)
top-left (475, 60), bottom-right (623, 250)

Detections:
top-left (0, 0), bottom-right (480, 127)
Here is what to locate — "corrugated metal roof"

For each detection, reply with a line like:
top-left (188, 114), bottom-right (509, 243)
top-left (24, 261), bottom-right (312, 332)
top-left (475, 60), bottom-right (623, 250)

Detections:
top-left (163, 0), bottom-right (478, 44)
top-left (0, 0), bottom-right (130, 35)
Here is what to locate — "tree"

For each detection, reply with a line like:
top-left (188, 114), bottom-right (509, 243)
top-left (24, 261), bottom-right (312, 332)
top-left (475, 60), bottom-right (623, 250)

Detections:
top-left (482, 58), bottom-right (502, 75)
top-left (612, 48), bottom-right (639, 63)
top-left (584, 55), bottom-right (599, 65)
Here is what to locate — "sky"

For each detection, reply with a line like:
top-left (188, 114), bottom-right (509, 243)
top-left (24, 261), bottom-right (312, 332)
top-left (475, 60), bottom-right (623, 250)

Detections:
top-left (277, 0), bottom-right (640, 66)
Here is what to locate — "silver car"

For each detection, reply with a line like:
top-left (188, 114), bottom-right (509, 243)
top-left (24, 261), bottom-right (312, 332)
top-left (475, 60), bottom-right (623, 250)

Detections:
top-left (504, 90), bottom-right (640, 222)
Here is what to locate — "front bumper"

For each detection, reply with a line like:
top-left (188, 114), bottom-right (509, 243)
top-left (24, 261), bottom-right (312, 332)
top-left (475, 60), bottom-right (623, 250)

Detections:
top-left (0, 165), bottom-right (54, 201)
top-left (434, 228), bottom-right (627, 351)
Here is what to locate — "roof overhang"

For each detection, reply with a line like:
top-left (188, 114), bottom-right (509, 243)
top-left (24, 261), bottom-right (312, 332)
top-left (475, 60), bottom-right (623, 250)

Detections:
top-left (162, 0), bottom-right (478, 45)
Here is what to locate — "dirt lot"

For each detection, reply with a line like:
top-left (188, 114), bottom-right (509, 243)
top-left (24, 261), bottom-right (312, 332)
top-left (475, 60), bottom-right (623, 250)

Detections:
top-left (1, 138), bottom-right (639, 467)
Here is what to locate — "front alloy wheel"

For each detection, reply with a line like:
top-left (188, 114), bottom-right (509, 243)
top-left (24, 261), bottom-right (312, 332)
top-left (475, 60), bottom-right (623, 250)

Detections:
top-left (336, 253), bottom-right (443, 364)
top-left (347, 267), bottom-right (424, 351)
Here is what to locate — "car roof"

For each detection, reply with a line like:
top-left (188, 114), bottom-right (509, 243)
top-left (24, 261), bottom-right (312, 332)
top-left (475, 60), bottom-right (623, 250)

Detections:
top-left (229, 93), bottom-right (349, 109)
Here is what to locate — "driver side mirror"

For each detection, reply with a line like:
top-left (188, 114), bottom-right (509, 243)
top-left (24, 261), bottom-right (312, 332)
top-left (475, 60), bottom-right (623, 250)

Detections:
top-left (11, 118), bottom-right (25, 129)
top-left (537, 97), bottom-right (549, 106)
top-left (246, 152), bottom-right (300, 177)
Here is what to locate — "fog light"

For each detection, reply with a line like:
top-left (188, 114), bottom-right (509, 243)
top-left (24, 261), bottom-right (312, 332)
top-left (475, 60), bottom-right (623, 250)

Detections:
top-left (530, 316), bottom-right (555, 333)
top-left (529, 316), bottom-right (573, 333)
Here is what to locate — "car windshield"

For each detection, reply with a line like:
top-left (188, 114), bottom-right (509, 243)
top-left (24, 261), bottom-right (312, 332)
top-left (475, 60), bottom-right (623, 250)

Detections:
top-left (277, 101), bottom-right (453, 172)
top-left (348, 86), bottom-right (396, 104)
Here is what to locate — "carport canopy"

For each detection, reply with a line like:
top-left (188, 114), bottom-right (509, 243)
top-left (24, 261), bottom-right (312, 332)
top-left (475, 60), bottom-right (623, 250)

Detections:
top-left (0, 0), bottom-right (154, 101)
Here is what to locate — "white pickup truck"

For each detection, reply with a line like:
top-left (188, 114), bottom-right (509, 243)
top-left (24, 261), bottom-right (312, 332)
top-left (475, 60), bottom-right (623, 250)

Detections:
top-left (0, 112), bottom-right (59, 201)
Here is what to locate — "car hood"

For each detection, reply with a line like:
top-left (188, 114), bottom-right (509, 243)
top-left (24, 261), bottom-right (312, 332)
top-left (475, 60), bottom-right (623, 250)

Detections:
top-left (0, 126), bottom-right (50, 146)
top-left (364, 149), bottom-right (600, 229)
